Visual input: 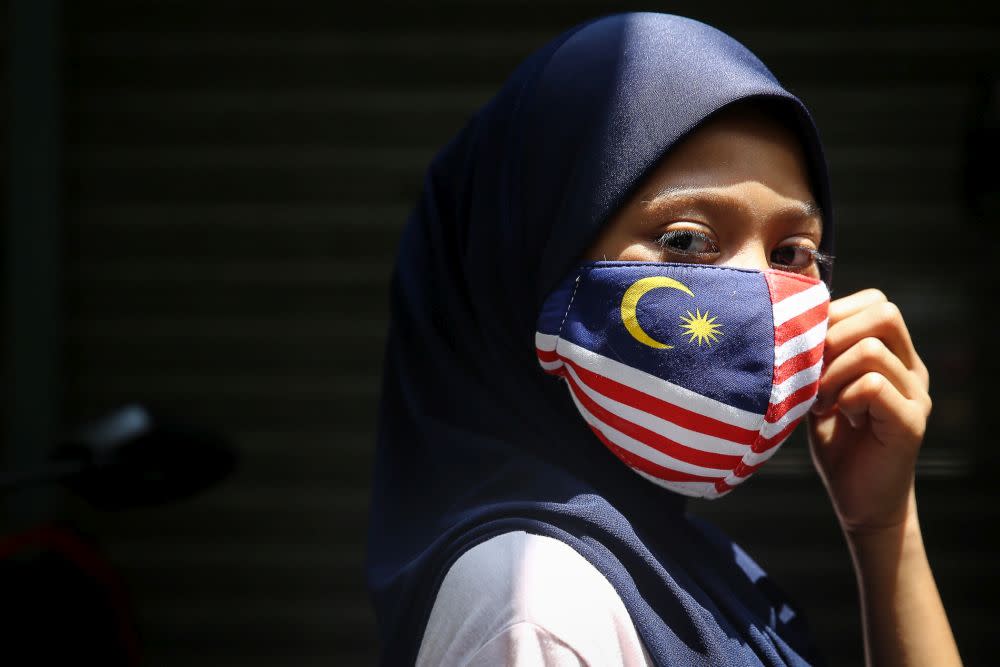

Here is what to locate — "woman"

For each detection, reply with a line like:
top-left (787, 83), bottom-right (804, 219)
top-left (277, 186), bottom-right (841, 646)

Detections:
top-left (365, 12), bottom-right (962, 666)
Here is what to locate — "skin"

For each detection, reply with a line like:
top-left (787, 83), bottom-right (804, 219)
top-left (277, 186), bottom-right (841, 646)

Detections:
top-left (585, 103), bottom-right (962, 667)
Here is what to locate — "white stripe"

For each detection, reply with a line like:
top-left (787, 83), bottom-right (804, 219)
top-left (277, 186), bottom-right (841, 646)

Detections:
top-left (769, 359), bottom-right (822, 405)
top-left (725, 430), bottom-right (798, 486)
top-left (775, 320), bottom-right (828, 367)
top-left (741, 432), bottom-right (795, 466)
top-left (556, 338), bottom-right (763, 431)
top-left (535, 331), bottom-right (559, 352)
top-left (772, 282), bottom-right (829, 326)
top-left (562, 364), bottom-right (749, 456)
top-left (759, 395), bottom-right (817, 439)
top-left (566, 387), bottom-right (732, 476)
top-left (633, 469), bottom-right (727, 499)
top-left (723, 471), bottom-right (749, 487)
top-left (538, 359), bottom-right (562, 371)
top-left (724, 432), bottom-right (791, 485)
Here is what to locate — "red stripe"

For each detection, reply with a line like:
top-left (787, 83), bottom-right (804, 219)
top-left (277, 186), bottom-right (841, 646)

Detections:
top-left (558, 354), bottom-right (759, 446)
top-left (766, 380), bottom-right (819, 423)
top-left (755, 418), bottom-right (801, 452)
top-left (714, 478), bottom-right (735, 494)
top-left (774, 301), bottom-right (828, 345)
top-left (562, 371), bottom-right (743, 470)
top-left (773, 343), bottom-right (824, 385)
top-left (716, 428), bottom-right (795, 493)
top-left (587, 425), bottom-right (723, 483)
top-left (732, 460), bottom-right (762, 479)
top-left (734, 429), bottom-right (795, 478)
top-left (732, 440), bottom-right (783, 477)
top-left (765, 270), bottom-right (820, 303)
top-left (714, 463), bottom-right (756, 494)
top-left (728, 429), bottom-right (798, 493)
top-left (745, 269), bottom-right (821, 477)
top-left (536, 347), bottom-right (559, 363)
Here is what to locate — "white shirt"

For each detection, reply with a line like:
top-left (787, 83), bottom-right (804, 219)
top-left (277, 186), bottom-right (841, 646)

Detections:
top-left (416, 531), bottom-right (654, 666)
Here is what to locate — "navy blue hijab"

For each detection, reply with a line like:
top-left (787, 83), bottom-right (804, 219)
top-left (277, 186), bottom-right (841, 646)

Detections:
top-left (366, 12), bottom-right (834, 666)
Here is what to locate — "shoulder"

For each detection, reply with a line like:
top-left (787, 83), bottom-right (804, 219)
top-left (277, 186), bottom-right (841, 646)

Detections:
top-left (416, 531), bottom-right (653, 667)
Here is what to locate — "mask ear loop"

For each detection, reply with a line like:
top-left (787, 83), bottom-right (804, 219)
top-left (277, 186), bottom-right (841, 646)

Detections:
top-left (555, 273), bottom-right (584, 343)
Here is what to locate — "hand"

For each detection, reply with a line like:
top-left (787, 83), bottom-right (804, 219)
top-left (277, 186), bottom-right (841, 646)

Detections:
top-left (807, 289), bottom-right (932, 535)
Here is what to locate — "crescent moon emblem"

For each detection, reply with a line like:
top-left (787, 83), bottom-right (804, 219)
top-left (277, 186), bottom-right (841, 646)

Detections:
top-left (620, 276), bottom-right (695, 349)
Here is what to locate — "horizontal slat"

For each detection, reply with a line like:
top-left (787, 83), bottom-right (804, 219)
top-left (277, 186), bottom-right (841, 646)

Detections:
top-left (67, 317), bottom-right (387, 338)
top-left (68, 259), bottom-right (388, 283)
top-left (64, 0), bottom-right (997, 33)
top-left (73, 202), bottom-right (411, 226)
top-left (58, 6), bottom-right (996, 666)
top-left (67, 373), bottom-right (379, 399)
top-left (133, 601), bottom-right (375, 641)
top-left (66, 37), bottom-right (997, 89)
top-left (63, 392), bottom-right (377, 430)
top-left (69, 146), bottom-right (436, 169)
top-left (71, 84), bottom-right (968, 150)
top-left (64, 205), bottom-right (963, 266)
top-left (60, 164), bottom-right (963, 208)
top-left (67, 144), bottom-right (958, 171)
top-left (75, 28), bottom-right (1000, 60)
top-left (67, 282), bottom-right (388, 319)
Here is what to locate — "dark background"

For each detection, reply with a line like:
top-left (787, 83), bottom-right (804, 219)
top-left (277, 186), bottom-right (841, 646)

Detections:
top-left (3, 1), bottom-right (999, 665)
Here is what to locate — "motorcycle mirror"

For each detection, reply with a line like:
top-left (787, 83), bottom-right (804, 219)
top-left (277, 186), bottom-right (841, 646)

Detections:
top-left (56, 404), bottom-right (237, 510)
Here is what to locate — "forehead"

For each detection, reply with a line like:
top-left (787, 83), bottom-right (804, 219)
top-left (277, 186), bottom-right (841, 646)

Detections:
top-left (637, 105), bottom-right (817, 205)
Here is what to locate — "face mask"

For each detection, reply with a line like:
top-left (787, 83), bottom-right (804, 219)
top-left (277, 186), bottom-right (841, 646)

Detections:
top-left (535, 261), bottom-right (830, 499)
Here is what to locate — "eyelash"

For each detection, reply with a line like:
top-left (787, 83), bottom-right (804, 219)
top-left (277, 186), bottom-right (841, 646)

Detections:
top-left (653, 229), bottom-right (834, 270)
top-left (806, 248), bottom-right (835, 269)
top-left (653, 229), bottom-right (717, 256)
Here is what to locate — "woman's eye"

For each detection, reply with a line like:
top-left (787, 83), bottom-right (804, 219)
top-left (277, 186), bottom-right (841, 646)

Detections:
top-left (770, 245), bottom-right (815, 269)
top-left (654, 229), bottom-right (719, 255)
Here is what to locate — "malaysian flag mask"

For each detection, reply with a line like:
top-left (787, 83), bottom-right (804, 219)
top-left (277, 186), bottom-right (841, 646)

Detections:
top-left (536, 261), bottom-right (830, 499)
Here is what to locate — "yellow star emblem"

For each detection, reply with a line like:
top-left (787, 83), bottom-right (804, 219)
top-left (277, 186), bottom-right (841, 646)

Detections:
top-left (679, 309), bottom-right (723, 347)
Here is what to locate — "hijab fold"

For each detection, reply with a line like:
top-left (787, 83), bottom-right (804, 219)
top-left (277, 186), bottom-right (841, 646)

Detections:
top-left (366, 12), bottom-right (833, 665)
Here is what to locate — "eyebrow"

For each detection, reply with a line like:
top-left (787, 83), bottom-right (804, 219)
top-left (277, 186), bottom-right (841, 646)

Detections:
top-left (645, 185), bottom-right (823, 224)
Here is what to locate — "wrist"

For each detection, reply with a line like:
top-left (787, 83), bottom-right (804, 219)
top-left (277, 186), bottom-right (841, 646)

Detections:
top-left (838, 482), bottom-right (919, 538)
top-left (842, 488), bottom-right (923, 569)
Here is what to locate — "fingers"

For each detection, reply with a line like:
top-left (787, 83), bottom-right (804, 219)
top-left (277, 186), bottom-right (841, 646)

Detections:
top-left (813, 336), bottom-right (929, 415)
top-left (824, 297), bottom-right (928, 389)
top-left (827, 288), bottom-right (888, 325)
top-left (834, 371), bottom-right (930, 444)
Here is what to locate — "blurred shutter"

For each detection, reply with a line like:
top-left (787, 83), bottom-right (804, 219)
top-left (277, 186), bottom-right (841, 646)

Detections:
top-left (62, 3), bottom-right (999, 664)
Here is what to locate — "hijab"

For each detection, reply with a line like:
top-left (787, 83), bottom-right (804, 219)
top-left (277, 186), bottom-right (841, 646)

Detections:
top-left (365, 12), bottom-right (834, 665)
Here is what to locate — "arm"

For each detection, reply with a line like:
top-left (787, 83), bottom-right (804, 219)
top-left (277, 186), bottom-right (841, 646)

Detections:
top-left (808, 289), bottom-right (962, 666)
top-left (845, 489), bottom-right (961, 666)
top-left (417, 532), bottom-right (654, 667)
